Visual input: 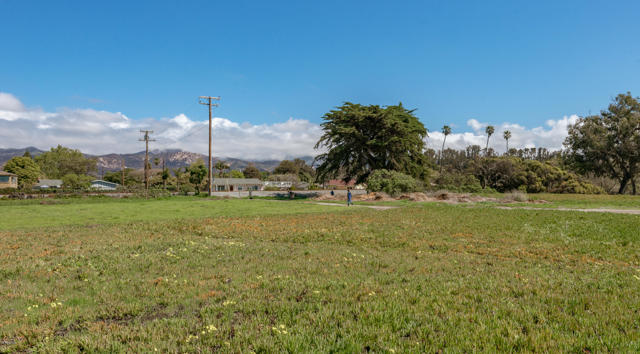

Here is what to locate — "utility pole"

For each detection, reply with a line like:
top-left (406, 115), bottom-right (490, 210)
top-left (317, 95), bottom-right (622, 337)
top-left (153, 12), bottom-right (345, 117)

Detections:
top-left (162, 158), bottom-right (166, 190)
top-left (198, 96), bottom-right (220, 197)
top-left (139, 130), bottom-right (155, 191)
top-left (121, 158), bottom-right (125, 187)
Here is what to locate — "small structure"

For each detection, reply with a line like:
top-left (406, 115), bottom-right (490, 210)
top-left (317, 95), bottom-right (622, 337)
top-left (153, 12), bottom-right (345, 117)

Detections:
top-left (34, 179), bottom-right (63, 190)
top-left (91, 180), bottom-right (119, 191)
top-left (212, 178), bottom-right (263, 192)
top-left (0, 171), bottom-right (18, 189)
top-left (263, 180), bottom-right (293, 190)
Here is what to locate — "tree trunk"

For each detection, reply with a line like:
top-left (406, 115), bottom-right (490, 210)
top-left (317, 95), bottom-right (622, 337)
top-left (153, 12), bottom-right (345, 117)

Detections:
top-left (440, 137), bottom-right (447, 172)
top-left (632, 178), bottom-right (637, 195)
top-left (485, 136), bottom-right (490, 156)
top-left (618, 175), bottom-right (630, 194)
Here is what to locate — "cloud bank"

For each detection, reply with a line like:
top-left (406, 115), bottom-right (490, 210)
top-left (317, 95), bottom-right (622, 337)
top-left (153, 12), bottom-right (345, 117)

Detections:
top-left (0, 92), bottom-right (577, 159)
top-left (0, 93), bottom-right (322, 160)
top-left (426, 116), bottom-right (579, 153)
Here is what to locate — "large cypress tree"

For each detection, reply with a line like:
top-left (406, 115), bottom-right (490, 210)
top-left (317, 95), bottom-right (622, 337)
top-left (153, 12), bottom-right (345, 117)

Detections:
top-left (314, 102), bottom-right (427, 184)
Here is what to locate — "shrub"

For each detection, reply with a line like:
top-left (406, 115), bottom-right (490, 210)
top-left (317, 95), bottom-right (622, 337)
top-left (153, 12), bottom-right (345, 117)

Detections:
top-left (366, 170), bottom-right (418, 196)
top-left (433, 172), bottom-right (483, 193)
top-left (472, 157), bottom-right (604, 194)
top-left (179, 184), bottom-right (196, 195)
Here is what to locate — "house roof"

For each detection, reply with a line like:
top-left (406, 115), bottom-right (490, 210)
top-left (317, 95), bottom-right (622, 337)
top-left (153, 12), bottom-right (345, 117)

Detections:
top-left (212, 178), bottom-right (262, 185)
top-left (0, 171), bottom-right (17, 176)
top-left (35, 179), bottom-right (63, 187)
top-left (91, 180), bottom-right (119, 186)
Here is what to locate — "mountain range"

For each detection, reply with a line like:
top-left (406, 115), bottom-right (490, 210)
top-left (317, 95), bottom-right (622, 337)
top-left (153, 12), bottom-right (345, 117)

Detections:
top-left (0, 147), bottom-right (314, 172)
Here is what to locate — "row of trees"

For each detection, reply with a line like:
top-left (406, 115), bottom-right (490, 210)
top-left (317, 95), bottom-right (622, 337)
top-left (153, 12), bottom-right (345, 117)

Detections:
top-left (440, 124), bottom-right (513, 160)
top-left (3, 146), bottom-right (96, 189)
top-left (3, 143), bottom-right (315, 193)
top-left (313, 93), bottom-right (640, 195)
top-left (4, 92), bottom-right (638, 195)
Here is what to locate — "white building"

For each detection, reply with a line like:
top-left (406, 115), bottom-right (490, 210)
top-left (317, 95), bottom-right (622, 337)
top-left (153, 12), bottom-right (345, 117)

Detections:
top-left (90, 180), bottom-right (119, 191)
top-left (212, 178), bottom-right (263, 192)
top-left (263, 180), bottom-right (293, 189)
top-left (34, 179), bottom-right (63, 189)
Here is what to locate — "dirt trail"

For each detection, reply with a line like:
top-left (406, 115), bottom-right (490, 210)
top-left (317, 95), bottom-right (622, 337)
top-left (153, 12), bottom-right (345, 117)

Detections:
top-left (311, 202), bottom-right (398, 210)
top-left (495, 206), bottom-right (640, 215)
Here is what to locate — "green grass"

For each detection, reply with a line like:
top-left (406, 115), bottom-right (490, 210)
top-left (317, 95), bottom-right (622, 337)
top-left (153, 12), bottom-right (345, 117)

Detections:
top-left (1, 196), bottom-right (639, 352)
top-left (526, 193), bottom-right (640, 209)
top-left (0, 196), bottom-right (354, 231)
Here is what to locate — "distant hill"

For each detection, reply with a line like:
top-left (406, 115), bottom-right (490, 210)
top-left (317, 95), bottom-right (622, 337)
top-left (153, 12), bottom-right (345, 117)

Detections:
top-left (0, 147), bottom-right (46, 165)
top-left (0, 147), bottom-right (314, 172)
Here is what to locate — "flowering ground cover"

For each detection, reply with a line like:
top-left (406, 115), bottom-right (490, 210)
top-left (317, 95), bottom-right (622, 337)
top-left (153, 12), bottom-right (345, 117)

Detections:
top-left (0, 197), bottom-right (639, 351)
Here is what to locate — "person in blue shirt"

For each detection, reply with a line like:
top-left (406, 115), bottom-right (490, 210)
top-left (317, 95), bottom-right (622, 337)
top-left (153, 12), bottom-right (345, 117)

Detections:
top-left (347, 188), bottom-right (353, 206)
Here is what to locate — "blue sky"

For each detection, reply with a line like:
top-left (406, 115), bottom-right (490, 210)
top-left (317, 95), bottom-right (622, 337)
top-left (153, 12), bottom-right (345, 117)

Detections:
top-left (1, 0), bottom-right (640, 157)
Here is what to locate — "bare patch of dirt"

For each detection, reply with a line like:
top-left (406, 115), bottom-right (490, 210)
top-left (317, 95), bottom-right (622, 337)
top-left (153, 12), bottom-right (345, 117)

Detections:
top-left (353, 192), bottom-right (396, 202)
top-left (314, 191), bottom-right (550, 205)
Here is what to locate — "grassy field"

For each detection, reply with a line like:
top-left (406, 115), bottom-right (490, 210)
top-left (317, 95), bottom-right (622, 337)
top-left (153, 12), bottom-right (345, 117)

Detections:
top-left (1, 196), bottom-right (639, 352)
top-left (0, 197), bottom-right (354, 231)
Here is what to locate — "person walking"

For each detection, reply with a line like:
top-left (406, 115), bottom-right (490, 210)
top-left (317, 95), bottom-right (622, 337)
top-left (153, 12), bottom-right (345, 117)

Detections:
top-left (347, 188), bottom-right (353, 206)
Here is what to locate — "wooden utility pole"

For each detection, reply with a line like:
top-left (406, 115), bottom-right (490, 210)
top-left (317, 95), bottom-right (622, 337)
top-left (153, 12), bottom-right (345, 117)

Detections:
top-left (162, 158), bottom-right (166, 190)
top-left (198, 96), bottom-right (220, 197)
top-left (139, 130), bottom-right (155, 191)
top-left (121, 159), bottom-right (125, 186)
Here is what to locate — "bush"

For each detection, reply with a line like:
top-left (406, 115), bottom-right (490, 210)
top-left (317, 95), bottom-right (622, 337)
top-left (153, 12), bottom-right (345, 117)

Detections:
top-left (472, 157), bottom-right (604, 194)
top-left (179, 184), bottom-right (196, 195)
top-left (366, 170), bottom-right (418, 196)
top-left (433, 172), bottom-right (483, 193)
top-left (62, 173), bottom-right (92, 190)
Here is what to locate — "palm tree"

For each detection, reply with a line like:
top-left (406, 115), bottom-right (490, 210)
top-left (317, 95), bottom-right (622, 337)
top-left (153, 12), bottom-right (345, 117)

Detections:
top-left (172, 167), bottom-right (184, 190)
top-left (214, 161), bottom-right (229, 177)
top-left (440, 125), bottom-right (451, 172)
top-left (485, 125), bottom-right (495, 155)
top-left (503, 130), bottom-right (512, 154)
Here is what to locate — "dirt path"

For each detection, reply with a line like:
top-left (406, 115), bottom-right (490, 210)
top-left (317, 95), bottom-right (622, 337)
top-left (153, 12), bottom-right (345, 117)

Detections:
top-left (495, 206), bottom-right (640, 215)
top-left (311, 202), bottom-right (398, 210)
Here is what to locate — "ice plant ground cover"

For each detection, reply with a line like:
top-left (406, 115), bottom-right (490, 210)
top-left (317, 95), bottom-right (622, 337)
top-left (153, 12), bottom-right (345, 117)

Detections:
top-left (0, 196), bottom-right (639, 352)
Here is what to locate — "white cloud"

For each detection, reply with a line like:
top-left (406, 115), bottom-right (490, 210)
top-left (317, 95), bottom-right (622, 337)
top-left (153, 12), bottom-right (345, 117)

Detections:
top-left (427, 116), bottom-right (580, 153)
top-left (0, 92), bottom-right (25, 112)
top-left (0, 92), bottom-right (321, 160)
top-left (0, 92), bottom-right (579, 159)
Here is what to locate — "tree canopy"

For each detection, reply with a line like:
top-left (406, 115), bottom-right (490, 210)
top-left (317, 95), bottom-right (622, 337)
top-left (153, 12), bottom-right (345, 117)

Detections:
top-left (242, 164), bottom-right (261, 179)
top-left (564, 92), bottom-right (640, 194)
top-left (274, 159), bottom-right (314, 182)
top-left (62, 173), bottom-right (93, 190)
top-left (314, 102), bottom-right (427, 184)
top-left (189, 160), bottom-right (208, 194)
top-left (35, 145), bottom-right (96, 178)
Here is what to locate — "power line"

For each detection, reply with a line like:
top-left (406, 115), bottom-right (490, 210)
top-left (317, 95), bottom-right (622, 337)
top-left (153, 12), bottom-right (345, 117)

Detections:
top-left (199, 96), bottom-right (220, 197)
top-left (139, 130), bottom-right (156, 191)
